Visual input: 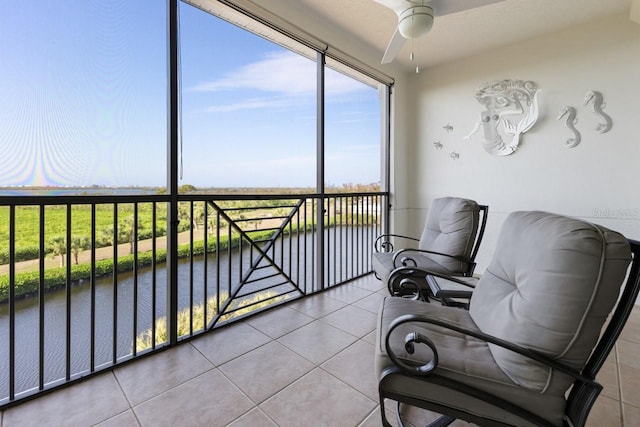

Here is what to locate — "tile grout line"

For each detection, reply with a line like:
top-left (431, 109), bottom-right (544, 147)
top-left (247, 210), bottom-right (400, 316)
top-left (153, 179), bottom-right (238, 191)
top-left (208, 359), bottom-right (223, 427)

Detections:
top-left (357, 405), bottom-right (381, 427)
top-left (89, 371), bottom-right (141, 427)
top-left (193, 335), bottom-right (275, 370)
top-left (121, 344), bottom-right (219, 412)
top-left (317, 363), bottom-right (377, 406)
top-left (214, 340), bottom-right (316, 422)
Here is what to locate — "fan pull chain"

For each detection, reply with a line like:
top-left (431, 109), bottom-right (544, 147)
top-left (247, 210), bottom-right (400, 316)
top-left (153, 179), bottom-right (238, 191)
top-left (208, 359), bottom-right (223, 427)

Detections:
top-left (409, 14), bottom-right (420, 74)
top-left (416, 35), bottom-right (420, 74)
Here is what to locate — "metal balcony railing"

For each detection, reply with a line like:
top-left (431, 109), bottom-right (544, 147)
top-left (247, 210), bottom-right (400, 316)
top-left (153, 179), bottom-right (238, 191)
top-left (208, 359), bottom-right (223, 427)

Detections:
top-left (0, 191), bottom-right (387, 407)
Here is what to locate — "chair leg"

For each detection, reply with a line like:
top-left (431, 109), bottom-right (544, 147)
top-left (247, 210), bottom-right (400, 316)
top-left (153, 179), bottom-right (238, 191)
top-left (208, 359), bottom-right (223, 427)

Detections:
top-left (397, 401), bottom-right (456, 427)
top-left (379, 395), bottom-right (395, 427)
top-left (427, 415), bottom-right (456, 427)
top-left (395, 401), bottom-right (406, 427)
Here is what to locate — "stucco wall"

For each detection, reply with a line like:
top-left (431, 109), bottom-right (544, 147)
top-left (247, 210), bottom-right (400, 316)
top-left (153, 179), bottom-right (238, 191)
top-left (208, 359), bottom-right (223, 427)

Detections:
top-left (395, 13), bottom-right (640, 272)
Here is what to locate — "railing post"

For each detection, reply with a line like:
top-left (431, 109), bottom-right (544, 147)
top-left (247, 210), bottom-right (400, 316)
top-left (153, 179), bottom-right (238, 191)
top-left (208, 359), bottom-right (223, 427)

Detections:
top-left (8, 205), bottom-right (15, 401)
top-left (167, 0), bottom-right (179, 345)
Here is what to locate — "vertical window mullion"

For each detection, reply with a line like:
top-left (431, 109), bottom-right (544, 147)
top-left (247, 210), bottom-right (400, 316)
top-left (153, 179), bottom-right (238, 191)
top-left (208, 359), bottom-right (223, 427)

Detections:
top-left (167, 0), bottom-right (180, 345)
top-left (316, 51), bottom-right (325, 292)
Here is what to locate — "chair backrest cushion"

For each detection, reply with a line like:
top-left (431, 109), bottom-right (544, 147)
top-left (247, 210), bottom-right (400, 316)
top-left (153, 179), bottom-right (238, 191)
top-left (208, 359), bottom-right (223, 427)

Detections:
top-left (469, 211), bottom-right (631, 393)
top-left (419, 197), bottom-right (480, 273)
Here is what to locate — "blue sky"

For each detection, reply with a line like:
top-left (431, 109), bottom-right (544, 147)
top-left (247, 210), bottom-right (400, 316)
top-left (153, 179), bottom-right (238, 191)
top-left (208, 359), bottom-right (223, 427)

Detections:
top-left (0, 1), bottom-right (381, 189)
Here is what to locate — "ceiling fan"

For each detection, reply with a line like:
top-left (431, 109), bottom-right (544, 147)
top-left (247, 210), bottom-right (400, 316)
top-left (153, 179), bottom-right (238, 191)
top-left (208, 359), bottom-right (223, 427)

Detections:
top-left (374, 0), bottom-right (506, 64)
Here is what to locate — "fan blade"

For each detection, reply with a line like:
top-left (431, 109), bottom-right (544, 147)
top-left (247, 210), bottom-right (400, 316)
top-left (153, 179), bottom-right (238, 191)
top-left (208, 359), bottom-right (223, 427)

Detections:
top-left (429, 0), bottom-right (505, 16)
top-left (381, 28), bottom-right (406, 64)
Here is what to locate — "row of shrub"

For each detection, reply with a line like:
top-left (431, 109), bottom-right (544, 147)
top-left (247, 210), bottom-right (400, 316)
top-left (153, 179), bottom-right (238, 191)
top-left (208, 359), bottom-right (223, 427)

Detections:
top-left (0, 246), bottom-right (42, 264)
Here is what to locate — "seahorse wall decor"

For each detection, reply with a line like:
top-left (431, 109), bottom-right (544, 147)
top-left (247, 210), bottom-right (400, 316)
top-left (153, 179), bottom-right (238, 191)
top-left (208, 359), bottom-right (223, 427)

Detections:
top-left (583, 90), bottom-right (612, 133)
top-left (557, 106), bottom-right (581, 148)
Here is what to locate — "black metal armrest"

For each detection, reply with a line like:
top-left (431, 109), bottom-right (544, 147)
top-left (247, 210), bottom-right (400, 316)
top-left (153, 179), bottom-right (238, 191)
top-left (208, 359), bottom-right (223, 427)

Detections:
top-left (384, 313), bottom-right (599, 388)
top-left (392, 248), bottom-right (474, 271)
top-left (374, 233), bottom-right (419, 253)
top-left (387, 266), bottom-right (437, 298)
top-left (426, 273), bottom-right (477, 300)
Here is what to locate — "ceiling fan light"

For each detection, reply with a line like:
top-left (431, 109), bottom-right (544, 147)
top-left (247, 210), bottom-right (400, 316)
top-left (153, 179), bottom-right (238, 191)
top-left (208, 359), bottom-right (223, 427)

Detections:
top-left (398, 6), bottom-right (434, 39)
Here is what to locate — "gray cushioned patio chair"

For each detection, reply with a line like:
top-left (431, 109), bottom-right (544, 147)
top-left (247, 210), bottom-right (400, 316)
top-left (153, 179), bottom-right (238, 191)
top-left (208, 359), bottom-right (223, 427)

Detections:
top-left (372, 197), bottom-right (487, 299)
top-left (375, 211), bottom-right (640, 427)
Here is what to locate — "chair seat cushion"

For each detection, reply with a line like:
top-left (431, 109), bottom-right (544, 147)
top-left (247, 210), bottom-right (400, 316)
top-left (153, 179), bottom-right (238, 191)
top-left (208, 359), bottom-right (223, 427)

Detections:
top-left (372, 251), bottom-right (452, 284)
top-left (376, 297), bottom-right (566, 427)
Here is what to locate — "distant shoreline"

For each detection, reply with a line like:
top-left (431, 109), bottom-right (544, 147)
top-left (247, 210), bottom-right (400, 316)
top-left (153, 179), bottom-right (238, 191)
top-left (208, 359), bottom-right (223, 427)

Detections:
top-left (0, 187), bottom-right (159, 196)
top-left (0, 184), bottom-right (380, 196)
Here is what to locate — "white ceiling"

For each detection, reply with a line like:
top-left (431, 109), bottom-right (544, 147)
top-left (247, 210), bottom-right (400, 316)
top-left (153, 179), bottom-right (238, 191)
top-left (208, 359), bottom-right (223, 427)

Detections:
top-left (293, 0), bottom-right (632, 72)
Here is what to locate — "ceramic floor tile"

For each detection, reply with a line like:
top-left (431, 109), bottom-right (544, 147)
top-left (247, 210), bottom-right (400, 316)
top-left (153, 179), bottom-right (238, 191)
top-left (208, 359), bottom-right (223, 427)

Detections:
top-left (3, 373), bottom-right (129, 427)
top-left (219, 341), bottom-right (314, 404)
top-left (378, 287), bottom-right (393, 297)
top-left (278, 319), bottom-right (358, 365)
top-left (94, 410), bottom-right (141, 427)
top-left (322, 340), bottom-right (378, 400)
top-left (620, 312), bottom-right (640, 344)
top-left (619, 363), bottom-right (640, 407)
top-left (321, 304), bottom-right (377, 338)
top-left (353, 291), bottom-right (387, 314)
top-left (134, 370), bottom-right (254, 427)
top-left (244, 306), bottom-right (314, 339)
top-left (114, 343), bottom-right (214, 406)
top-left (618, 340), bottom-right (640, 370)
top-left (360, 408), bottom-right (394, 427)
top-left (599, 356), bottom-right (621, 400)
top-left (323, 285), bottom-right (372, 304)
top-left (286, 294), bottom-right (346, 319)
top-left (226, 408), bottom-right (277, 427)
top-left (362, 330), bottom-right (377, 345)
top-left (586, 395), bottom-right (622, 427)
top-left (623, 403), bottom-right (640, 426)
top-left (352, 276), bottom-right (388, 293)
top-left (260, 368), bottom-right (376, 426)
top-left (191, 321), bottom-right (271, 365)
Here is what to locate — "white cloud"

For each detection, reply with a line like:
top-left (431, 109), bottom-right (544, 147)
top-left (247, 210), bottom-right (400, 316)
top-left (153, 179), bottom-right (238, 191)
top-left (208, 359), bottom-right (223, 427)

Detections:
top-left (191, 51), bottom-right (367, 98)
top-left (201, 97), bottom-right (296, 113)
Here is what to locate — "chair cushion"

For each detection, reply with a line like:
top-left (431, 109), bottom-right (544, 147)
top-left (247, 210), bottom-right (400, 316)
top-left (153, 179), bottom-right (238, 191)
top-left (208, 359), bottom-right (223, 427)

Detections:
top-left (376, 297), bottom-right (566, 426)
top-left (372, 251), bottom-right (452, 284)
top-left (469, 211), bottom-right (632, 393)
top-left (419, 197), bottom-right (479, 273)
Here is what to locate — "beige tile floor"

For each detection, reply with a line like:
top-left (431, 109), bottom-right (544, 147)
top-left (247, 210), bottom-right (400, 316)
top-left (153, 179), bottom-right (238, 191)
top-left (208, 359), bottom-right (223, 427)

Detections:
top-left (1, 274), bottom-right (639, 427)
